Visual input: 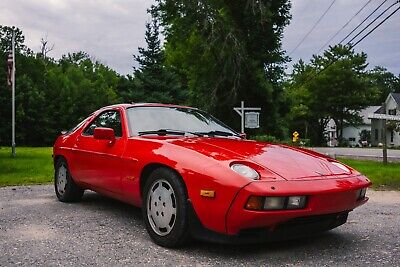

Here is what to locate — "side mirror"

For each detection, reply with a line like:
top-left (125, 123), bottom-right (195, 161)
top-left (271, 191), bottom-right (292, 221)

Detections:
top-left (239, 133), bottom-right (247, 139)
top-left (94, 127), bottom-right (116, 144)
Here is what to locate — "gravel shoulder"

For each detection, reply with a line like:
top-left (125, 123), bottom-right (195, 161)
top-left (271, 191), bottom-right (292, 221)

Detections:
top-left (0, 185), bottom-right (399, 266)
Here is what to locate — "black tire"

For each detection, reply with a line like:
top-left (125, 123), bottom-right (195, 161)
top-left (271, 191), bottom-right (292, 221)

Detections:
top-left (54, 158), bottom-right (84, 202)
top-left (142, 167), bottom-right (190, 247)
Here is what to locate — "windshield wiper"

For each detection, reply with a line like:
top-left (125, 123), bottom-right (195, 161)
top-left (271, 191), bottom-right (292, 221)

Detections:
top-left (194, 130), bottom-right (239, 137)
top-left (138, 129), bottom-right (203, 137)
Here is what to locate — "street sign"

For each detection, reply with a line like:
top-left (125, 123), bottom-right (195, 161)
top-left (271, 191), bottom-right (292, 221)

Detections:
top-left (234, 101), bottom-right (261, 133)
top-left (245, 112), bottom-right (259, 129)
top-left (368, 113), bottom-right (400, 121)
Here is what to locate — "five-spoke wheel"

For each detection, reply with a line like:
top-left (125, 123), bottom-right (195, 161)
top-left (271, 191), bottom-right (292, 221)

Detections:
top-left (143, 168), bottom-right (190, 247)
top-left (54, 158), bottom-right (84, 202)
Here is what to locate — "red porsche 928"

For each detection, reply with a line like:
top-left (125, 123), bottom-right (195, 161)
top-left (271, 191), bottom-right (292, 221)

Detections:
top-left (53, 103), bottom-right (371, 247)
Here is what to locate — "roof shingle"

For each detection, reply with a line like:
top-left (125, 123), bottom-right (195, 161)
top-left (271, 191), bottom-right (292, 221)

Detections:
top-left (391, 93), bottom-right (400, 106)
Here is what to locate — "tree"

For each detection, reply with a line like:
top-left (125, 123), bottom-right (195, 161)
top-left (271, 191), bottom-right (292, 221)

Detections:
top-left (0, 25), bottom-right (122, 146)
top-left (152, 0), bottom-right (291, 136)
top-left (286, 45), bottom-right (379, 145)
top-left (0, 25), bottom-right (30, 54)
top-left (122, 19), bottom-right (186, 104)
top-left (39, 34), bottom-right (55, 59)
top-left (368, 66), bottom-right (400, 104)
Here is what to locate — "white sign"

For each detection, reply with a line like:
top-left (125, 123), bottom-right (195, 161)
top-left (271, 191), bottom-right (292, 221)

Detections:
top-left (368, 114), bottom-right (400, 121)
top-left (245, 112), bottom-right (260, 128)
top-left (233, 101), bottom-right (261, 133)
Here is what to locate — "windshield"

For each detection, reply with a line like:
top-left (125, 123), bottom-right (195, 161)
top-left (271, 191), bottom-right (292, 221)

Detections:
top-left (126, 106), bottom-right (238, 137)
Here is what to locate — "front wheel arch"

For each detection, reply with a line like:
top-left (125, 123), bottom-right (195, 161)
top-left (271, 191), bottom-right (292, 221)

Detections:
top-left (140, 163), bottom-right (188, 199)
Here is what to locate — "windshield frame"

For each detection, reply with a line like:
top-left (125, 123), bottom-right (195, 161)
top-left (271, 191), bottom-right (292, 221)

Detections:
top-left (126, 106), bottom-right (240, 138)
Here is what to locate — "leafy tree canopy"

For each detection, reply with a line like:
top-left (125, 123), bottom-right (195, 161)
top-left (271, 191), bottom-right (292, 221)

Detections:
top-left (152, 0), bottom-right (292, 136)
top-left (286, 45), bottom-right (380, 145)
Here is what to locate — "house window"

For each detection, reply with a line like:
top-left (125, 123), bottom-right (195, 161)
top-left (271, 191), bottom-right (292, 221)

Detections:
top-left (391, 131), bottom-right (394, 143)
top-left (375, 129), bottom-right (379, 141)
top-left (349, 137), bottom-right (356, 142)
top-left (388, 109), bottom-right (397, 115)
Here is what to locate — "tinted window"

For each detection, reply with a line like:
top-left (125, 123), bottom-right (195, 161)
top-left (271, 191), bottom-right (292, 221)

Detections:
top-left (83, 110), bottom-right (123, 137)
top-left (126, 106), bottom-right (237, 136)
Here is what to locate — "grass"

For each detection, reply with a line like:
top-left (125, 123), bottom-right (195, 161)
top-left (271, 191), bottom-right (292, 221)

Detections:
top-left (340, 158), bottom-right (400, 191)
top-left (0, 147), bottom-right (399, 190)
top-left (0, 147), bottom-right (53, 187)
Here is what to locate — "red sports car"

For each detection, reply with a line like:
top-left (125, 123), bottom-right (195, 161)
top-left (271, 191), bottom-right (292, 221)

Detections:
top-left (53, 103), bottom-right (371, 247)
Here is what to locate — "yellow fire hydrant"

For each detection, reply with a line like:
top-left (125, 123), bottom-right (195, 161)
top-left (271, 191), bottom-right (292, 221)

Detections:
top-left (292, 131), bottom-right (299, 143)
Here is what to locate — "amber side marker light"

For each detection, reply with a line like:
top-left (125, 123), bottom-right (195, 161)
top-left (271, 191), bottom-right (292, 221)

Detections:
top-left (200, 190), bottom-right (215, 198)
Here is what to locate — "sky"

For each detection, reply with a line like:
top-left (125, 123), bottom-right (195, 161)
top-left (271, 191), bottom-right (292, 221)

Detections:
top-left (0, 0), bottom-right (399, 75)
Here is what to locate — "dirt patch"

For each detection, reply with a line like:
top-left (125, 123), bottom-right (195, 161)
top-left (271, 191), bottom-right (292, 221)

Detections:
top-left (367, 190), bottom-right (400, 204)
top-left (12, 224), bottom-right (56, 241)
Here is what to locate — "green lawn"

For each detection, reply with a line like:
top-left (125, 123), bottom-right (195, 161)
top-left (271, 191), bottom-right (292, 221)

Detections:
top-left (0, 147), bottom-right (399, 190)
top-left (0, 147), bottom-right (53, 187)
top-left (340, 158), bottom-right (400, 191)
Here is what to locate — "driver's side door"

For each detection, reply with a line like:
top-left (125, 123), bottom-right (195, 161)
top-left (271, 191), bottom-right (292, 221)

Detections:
top-left (74, 109), bottom-right (126, 195)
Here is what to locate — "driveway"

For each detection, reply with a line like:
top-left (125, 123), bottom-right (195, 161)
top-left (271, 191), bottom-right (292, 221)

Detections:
top-left (311, 147), bottom-right (400, 162)
top-left (0, 185), bottom-right (399, 266)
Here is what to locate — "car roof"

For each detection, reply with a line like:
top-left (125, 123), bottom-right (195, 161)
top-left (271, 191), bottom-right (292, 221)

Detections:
top-left (99, 103), bottom-right (196, 111)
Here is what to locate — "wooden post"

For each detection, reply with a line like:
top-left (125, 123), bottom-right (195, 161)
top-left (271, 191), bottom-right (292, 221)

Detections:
top-left (382, 102), bottom-right (387, 165)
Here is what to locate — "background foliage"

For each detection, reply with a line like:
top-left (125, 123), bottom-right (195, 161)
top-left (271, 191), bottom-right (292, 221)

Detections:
top-left (0, 0), bottom-right (399, 146)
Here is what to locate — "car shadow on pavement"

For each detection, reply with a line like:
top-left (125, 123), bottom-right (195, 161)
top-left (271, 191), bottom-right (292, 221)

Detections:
top-left (75, 190), bottom-right (360, 256)
top-left (78, 191), bottom-right (143, 220)
top-left (184, 231), bottom-right (358, 255)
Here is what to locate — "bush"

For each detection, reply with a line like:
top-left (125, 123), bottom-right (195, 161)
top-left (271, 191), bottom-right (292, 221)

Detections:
top-left (251, 135), bottom-right (279, 143)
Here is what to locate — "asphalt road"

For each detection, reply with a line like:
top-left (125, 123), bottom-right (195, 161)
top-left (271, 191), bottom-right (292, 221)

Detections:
top-left (311, 147), bottom-right (400, 162)
top-left (1, 185), bottom-right (399, 267)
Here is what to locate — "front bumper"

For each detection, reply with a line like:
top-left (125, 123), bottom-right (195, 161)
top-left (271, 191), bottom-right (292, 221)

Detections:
top-left (190, 209), bottom-right (350, 244)
top-left (225, 174), bottom-right (371, 235)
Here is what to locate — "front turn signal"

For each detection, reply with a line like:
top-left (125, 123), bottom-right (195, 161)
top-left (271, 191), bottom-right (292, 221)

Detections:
top-left (245, 196), bottom-right (264, 210)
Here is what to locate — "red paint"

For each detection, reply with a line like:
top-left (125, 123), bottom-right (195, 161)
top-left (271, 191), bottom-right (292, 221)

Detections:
top-left (53, 104), bottom-right (371, 236)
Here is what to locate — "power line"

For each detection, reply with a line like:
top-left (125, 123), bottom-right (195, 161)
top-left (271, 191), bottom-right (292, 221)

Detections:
top-left (289, 0), bottom-right (337, 56)
top-left (351, 4), bottom-right (400, 48)
top-left (293, 4), bottom-right (400, 90)
top-left (317, 0), bottom-right (373, 54)
top-left (347, 0), bottom-right (400, 45)
top-left (339, 0), bottom-right (388, 44)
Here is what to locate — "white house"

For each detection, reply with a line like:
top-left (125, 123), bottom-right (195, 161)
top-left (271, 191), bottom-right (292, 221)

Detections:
top-left (342, 106), bottom-right (381, 147)
top-left (325, 106), bottom-right (380, 147)
top-left (371, 93), bottom-right (400, 147)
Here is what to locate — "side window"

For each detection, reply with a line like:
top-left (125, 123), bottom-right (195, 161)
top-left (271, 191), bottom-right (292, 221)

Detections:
top-left (83, 110), bottom-right (123, 137)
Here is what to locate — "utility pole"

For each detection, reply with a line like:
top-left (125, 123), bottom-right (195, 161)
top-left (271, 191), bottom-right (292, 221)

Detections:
top-left (382, 102), bottom-right (387, 165)
top-left (11, 30), bottom-right (16, 157)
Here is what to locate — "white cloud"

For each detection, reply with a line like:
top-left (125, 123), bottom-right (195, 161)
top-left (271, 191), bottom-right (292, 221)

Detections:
top-left (0, 0), bottom-right (398, 75)
top-left (0, 0), bottom-right (154, 74)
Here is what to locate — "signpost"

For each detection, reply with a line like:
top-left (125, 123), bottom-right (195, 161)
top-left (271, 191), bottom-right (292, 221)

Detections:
top-left (234, 101), bottom-right (261, 133)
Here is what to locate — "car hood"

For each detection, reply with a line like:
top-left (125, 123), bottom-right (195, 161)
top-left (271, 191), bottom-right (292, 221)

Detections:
top-left (168, 137), bottom-right (351, 180)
